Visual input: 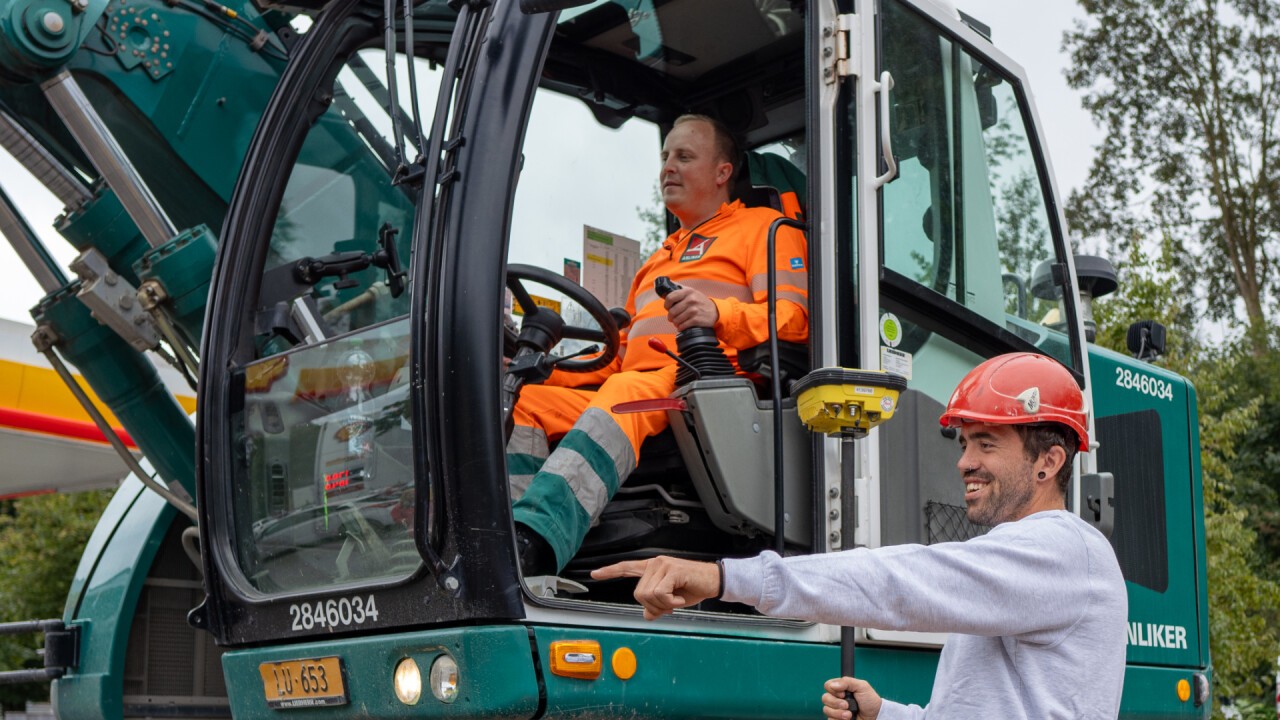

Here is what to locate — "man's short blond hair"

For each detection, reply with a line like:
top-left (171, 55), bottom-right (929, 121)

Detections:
top-left (673, 114), bottom-right (741, 184)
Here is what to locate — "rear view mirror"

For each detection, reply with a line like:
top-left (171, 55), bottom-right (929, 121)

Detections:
top-left (1127, 320), bottom-right (1166, 362)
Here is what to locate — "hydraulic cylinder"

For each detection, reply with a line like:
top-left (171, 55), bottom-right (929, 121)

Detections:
top-left (33, 285), bottom-right (196, 494)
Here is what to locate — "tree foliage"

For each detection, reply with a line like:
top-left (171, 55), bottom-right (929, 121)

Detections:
top-left (1092, 237), bottom-right (1280, 715)
top-left (1067, 3), bottom-right (1280, 703)
top-left (0, 491), bottom-right (112, 709)
top-left (1213, 325), bottom-right (1280, 573)
top-left (1065, 0), bottom-right (1279, 341)
top-left (1196, 361), bottom-right (1280, 713)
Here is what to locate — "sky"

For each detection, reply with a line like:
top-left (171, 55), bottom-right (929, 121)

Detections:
top-left (0, 0), bottom-right (1102, 326)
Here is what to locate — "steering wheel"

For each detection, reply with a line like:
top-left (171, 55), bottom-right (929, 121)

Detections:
top-left (505, 263), bottom-right (620, 374)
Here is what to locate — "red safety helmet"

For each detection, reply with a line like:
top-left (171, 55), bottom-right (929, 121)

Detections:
top-left (939, 352), bottom-right (1089, 451)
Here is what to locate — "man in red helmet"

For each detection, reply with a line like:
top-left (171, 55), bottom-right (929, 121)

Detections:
top-left (593, 352), bottom-right (1127, 719)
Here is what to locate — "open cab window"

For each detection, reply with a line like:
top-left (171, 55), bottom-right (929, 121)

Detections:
top-left (503, 1), bottom-right (812, 608)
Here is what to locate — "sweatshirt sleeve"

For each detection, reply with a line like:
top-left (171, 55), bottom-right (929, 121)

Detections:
top-left (711, 222), bottom-right (809, 348)
top-left (878, 700), bottom-right (928, 720)
top-left (721, 517), bottom-right (1090, 641)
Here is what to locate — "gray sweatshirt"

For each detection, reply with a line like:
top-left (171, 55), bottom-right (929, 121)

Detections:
top-left (721, 510), bottom-right (1127, 719)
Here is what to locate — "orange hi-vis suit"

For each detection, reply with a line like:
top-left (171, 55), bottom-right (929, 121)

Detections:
top-left (509, 199), bottom-right (809, 570)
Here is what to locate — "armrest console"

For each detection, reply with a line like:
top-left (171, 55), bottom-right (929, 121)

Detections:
top-left (666, 378), bottom-right (812, 546)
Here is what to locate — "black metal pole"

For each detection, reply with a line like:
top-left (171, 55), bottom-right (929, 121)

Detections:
top-left (840, 435), bottom-right (859, 715)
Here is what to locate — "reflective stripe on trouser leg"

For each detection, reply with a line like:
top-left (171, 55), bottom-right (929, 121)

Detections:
top-left (512, 408), bottom-right (634, 569)
top-left (507, 384), bottom-right (593, 501)
top-left (512, 367), bottom-right (676, 569)
top-left (507, 424), bottom-right (549, 501)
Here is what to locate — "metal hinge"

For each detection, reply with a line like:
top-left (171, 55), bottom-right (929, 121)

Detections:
top-left (825, 13), bottom-right (857, 83)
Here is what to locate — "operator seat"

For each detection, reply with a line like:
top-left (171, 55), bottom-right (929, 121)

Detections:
top-left (740, 150), bottom-right (807, 222)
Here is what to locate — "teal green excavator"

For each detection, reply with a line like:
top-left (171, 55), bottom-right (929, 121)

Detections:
top-left (1, 0), bottom-right (1212, 717)
top-left (0, 0), bottom-right (400, 712)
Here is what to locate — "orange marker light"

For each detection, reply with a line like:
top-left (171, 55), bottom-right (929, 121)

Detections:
top-left (611, 647), bottom-right (637, 680)
top-left (1176, 678), bottom-right (1191, 702)
top-left (549, 640), bottom-right (602, 680)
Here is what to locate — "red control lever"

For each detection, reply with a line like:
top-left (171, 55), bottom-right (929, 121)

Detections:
top-left (647, 337), bottom-right (702, 381)
top-left (611, 398), bottom-right (688, 414)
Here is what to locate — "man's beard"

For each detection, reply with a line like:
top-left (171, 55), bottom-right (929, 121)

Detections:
top-left (965, 465), bottom-right (1036, 526)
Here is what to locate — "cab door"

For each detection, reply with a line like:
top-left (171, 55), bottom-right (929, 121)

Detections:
top-left (195, 0), bottom-right (540, 648)
top-left (837, 0), bottom-right (1091, 640)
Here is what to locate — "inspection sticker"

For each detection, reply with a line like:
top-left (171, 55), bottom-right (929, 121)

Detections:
top-left (881, 346), bottom-right (912, 380)
top-left (879, 312), bottom-right (902, 348)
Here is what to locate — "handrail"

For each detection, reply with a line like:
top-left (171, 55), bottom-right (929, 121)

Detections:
top-left (0, 620), bottom-right (79, 685)
top-left (873, 71), bottom-right (898, 187)
top-left (765, 216), bottom-right (809, 555)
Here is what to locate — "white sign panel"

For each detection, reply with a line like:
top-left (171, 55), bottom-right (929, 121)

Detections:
top-left (582, 225), bottom-right (641, 309)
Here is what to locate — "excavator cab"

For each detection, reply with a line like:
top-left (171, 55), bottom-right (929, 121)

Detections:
top-left (200, 0), bottom-right (1086, 644)
top-left (186, 0), bottom-right (1207, 717)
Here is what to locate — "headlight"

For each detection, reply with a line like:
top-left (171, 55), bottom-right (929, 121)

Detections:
top-left (430, 654), bottom-right (459, 703)
top-left (393, 658), bottom-right (421, 705)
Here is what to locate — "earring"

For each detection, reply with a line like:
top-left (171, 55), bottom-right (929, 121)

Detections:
top-left (1037, 472), bottom-right (1046, 479)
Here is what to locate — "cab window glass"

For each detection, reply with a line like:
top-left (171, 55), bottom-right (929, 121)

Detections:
top-left (261, 49), bottom-right (426, 352)
top-left (873, 0), bottom-right (1076, 551)
top-left (233, 319), bottom-right (415, 593)
top-left (880, 0), bottom-right (1073, 367)
top-left (227, 49), bottom-right (441, 594)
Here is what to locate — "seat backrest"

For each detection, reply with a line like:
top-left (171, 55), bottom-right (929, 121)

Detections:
top-left (740, 150), bottom-right (806, 221)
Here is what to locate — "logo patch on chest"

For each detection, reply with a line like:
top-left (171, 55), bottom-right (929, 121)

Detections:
top-left (680, 234), bottom-right (717, 262)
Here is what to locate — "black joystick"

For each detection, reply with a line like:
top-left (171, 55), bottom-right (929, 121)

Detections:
top-left (654, 276), bottom-right (681, 299)
top-left (653, 276), bottom-right (737, 386)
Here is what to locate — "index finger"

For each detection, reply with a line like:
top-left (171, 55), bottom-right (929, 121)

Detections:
top-left (590, 559), bottom-right (652, 580)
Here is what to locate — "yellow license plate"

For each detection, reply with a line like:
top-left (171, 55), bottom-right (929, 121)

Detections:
top-left (259, 656), bottom-right (348, 709)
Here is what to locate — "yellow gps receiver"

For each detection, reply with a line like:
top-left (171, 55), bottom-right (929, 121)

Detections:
top-left (791, 368), bottom-right (909, 438)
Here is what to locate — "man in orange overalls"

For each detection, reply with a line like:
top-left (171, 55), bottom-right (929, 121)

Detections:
top-left (510, 114), bottom-right (809, 576)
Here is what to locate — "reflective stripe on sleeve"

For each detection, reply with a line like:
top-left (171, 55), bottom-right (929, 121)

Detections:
top-left (627, 316), bottom-right (678, 340)
top-left (749, 268), bottom-right (809, 295)
top-left (679, 278), bottom-right (754, 303)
